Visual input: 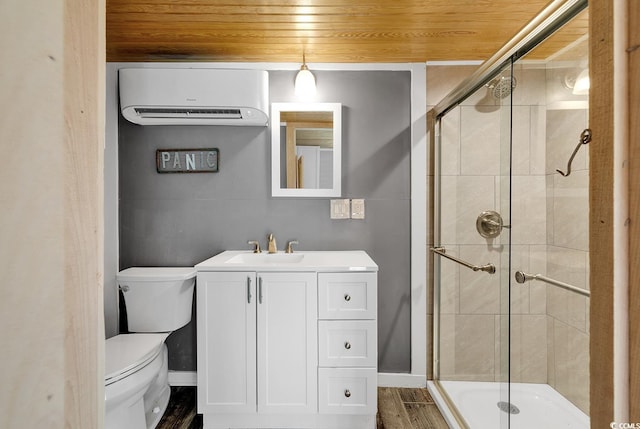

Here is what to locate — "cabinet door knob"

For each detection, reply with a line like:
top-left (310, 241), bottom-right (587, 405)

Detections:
top-left (344, 341), bottom-right (351, 350)
top-left (344, 294), bottom-right (351, 302)
top-left (344, 389), bottom-right (351, 398)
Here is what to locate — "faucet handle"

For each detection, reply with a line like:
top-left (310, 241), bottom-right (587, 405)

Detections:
top-left (248, 240), bottom-right (262, 253)
top-left (267, 233), bottom-right (277, 254)
top-left (285, 240), bottom-right (299, 254)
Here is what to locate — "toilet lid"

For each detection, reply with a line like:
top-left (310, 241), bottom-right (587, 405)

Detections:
top-left (105, 333), bottom-right (168, 385)
top-left (117, 267), bottom-right (196, 282)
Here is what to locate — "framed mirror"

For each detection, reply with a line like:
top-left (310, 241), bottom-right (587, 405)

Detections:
top-left (271, 102), bottom-right (342, 197)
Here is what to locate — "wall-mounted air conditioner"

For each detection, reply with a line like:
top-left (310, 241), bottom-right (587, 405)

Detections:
top-left (119, 68), bottom-right (269, 126)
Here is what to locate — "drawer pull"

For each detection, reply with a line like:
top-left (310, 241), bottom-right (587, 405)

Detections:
top-left (344, 294), bottom-right (351, 302)
top-left (344, 341), bottom-right (351, 350)
top-left (344, 389), bottom-right (351, 398)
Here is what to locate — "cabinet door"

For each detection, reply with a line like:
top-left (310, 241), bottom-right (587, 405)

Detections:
top-left (197, 272), bottom-right (257, 414)
top-left (256, 272), bottom-right (317, 414)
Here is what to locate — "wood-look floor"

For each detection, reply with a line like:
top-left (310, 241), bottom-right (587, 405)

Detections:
top-left (376, 387), bottom-right (449, 429)
top-left (157, 387), bottom-right (201, 429)
top-left (157, 386), bottom-right (449, 429)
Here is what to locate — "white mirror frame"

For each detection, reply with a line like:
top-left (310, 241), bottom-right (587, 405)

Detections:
top-left (271, 102), bottom-right (342, 197)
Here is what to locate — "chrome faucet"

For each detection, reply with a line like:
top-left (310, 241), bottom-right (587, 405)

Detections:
top-left (267, 233), bottom-right (277, 254)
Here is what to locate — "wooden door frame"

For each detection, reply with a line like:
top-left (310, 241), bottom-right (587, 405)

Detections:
top-left (64, 0), bottom-right (106, 426)
top-left (627, 0), bottom-right (640, 422)
top-left (590, 0), bottom-right (637, 424)
top-left (1, 0), bottom-right (104, 427)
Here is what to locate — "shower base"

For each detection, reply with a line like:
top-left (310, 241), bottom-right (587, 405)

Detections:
top-left (427, 380), bottom-right (589, 429)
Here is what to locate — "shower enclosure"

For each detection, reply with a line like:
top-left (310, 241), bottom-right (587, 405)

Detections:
top-left (429, 1), bottom-right (590, 428)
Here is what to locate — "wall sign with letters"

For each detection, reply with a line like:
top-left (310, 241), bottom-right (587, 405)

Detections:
top-left (156, 148), bottom-right (219, 173)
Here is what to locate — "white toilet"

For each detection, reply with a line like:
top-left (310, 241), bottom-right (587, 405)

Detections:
top-left (105, 267), bottom-right (196, 429)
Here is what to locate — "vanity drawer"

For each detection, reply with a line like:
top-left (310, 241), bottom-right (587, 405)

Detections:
top-left (318, 368), bottom-right (377, 415)
top-left (318, 320), bottom-right (377, 367)
top-left (318, 272), bottom-right (377, 320)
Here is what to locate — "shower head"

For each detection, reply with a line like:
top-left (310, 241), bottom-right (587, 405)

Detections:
top-left (486, 75), bottom-right (517, 99)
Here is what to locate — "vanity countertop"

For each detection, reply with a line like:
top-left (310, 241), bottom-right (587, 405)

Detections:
top-left (195, 250), bottom-right (378, 272)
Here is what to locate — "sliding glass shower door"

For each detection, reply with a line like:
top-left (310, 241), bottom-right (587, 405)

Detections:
top-left (508, 14), bottom-right (591, 428)
top-left (433, 62), bottom-right (514, 428)
top-left (431, 3), bottom-right (590, 428)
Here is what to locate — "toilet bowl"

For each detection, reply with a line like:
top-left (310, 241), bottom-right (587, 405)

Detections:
top-left (105, 334), bottom-right (168, 429)
top-left (105, 267), bottom-right (196, 429)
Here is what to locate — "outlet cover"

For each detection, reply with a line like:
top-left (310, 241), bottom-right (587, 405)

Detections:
top-left (330, 199), bottom-right (351, 219)
top-left (351, 199), bottom-right (365, 219)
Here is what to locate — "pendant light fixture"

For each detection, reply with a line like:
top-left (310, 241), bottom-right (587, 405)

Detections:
top-left (295, 54), bottom-right (316, 98)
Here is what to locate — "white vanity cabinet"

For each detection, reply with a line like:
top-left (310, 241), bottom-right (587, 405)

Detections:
top-left (197, 271), bottom-right (317, 415)
top-left (195, 250), bottom-right (378, 429)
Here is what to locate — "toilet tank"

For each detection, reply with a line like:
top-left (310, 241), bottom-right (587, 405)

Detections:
top-left (117, 267), bottom-right (196, 333)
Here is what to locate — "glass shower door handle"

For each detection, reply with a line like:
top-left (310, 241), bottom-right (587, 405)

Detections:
top-left (430, 247), bottom-right (496, 274)
top-left (514, 270), bottom-right (590, 297)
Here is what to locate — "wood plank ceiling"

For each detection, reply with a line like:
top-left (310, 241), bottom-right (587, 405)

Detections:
top-left (106, 0), bottom-right (587, 63)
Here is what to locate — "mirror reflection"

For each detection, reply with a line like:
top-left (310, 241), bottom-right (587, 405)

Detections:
top-left (271, 103), bottom-right (341, 197)
top-left (280, 111), bottom-right (334, 189)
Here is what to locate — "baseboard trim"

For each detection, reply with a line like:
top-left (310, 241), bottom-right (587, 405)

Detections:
top-left (168, 370), bottom-right (197, 386)
top-left (377, 372), bottom-right (427, 388)
top-left (169, 371), bottom-right (427, 388)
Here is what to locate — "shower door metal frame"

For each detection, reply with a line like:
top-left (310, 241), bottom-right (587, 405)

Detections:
top-left (429, 0), bottom-right (589, 427)
top-left (431, 0), bottom-right (587, 119)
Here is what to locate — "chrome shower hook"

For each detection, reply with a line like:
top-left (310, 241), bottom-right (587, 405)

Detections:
top-left (556, 128), bottom-right (591, 177)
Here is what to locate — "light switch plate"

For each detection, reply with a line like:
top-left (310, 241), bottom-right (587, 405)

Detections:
top-left (351, 199), bottom-right (365, 219)
top-left (330, 199), bottom-right (351, 219)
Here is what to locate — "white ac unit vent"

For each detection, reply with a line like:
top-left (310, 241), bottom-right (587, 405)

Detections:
top-left (133, 108), bottom-right (243, 119)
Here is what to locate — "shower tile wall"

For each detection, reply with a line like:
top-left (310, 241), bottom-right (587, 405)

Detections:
top-left (545, 104), bottom-right (590, 414)
top-left (438, 66), bottom-right (549, 383)
top-left (434, 63), bottom-right (589, 414)
top-left (427, 64), bottom-right (481, 381)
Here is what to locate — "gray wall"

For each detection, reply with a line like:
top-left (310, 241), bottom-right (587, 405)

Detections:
top-left (118, 70), bottom-right (412, 373)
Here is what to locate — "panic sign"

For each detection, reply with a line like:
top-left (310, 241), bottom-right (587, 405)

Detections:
top-left (156, 148), bottom-right (219, 173)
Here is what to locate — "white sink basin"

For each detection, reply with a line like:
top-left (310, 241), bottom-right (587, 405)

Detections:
top-left (225, 252), bottom-right (305, 264)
